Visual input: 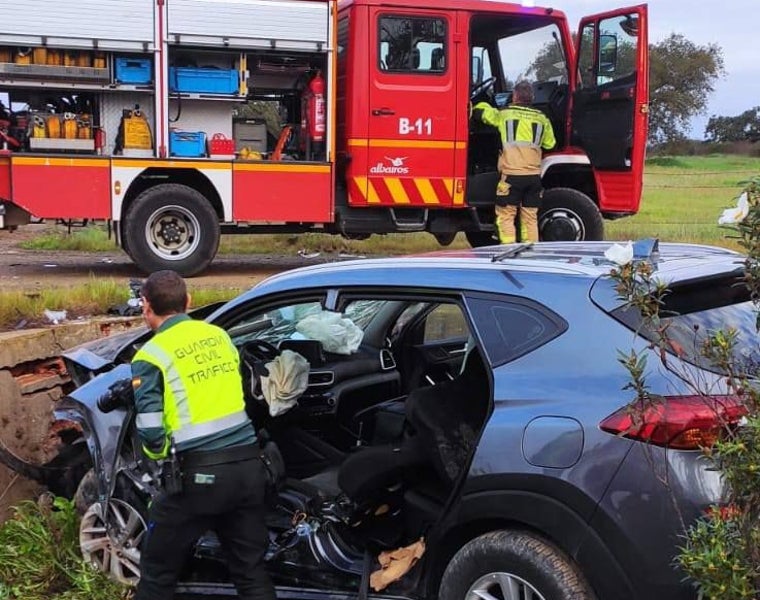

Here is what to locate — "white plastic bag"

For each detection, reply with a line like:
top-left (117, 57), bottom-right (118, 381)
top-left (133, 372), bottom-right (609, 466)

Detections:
top-left (260, 350), bottom-right (310, 417)
top-left (295, 310), bottom-right (364, 355)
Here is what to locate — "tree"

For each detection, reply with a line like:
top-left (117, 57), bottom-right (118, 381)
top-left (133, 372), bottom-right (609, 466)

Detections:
top-left (531, 32), bottom-right (723, 145)
top-left (648, 34), bottom-right (725, 144)
top-left (705, 107), bottom-right (760, 143)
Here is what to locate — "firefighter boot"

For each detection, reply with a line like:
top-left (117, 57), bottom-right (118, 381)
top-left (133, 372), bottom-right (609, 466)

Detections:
top-left (519, 206), bottom-right (539, 242)
top-left (495, 204), bottom-right (518, 244)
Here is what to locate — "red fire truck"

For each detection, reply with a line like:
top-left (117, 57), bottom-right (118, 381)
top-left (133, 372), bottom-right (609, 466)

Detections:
top-left (0, 0), bottom-right (648, 276)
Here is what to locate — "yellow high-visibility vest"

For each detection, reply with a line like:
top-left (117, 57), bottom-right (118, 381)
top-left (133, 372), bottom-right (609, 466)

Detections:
top-left (133, 320), bottom-right (248, 457)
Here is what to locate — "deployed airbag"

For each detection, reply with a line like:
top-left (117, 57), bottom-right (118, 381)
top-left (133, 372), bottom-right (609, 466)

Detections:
top-left (295, 310), bottom-right (363, 355)
top-left (260, 349), bottom-right (310, 417)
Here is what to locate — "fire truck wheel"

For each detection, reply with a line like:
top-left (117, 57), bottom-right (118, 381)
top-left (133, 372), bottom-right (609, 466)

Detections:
top-left (539, 188), bottom-right (604, 242)
top-left (125, 184), bottom-right (220, 277)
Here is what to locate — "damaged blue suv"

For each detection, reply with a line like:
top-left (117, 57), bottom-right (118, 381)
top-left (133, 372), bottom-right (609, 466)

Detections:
top-left (57, 241), bottom-right (751, 600)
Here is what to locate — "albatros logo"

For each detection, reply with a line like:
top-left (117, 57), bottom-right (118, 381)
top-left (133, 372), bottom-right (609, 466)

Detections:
top-left (370, 156), bottom-right (410, 175)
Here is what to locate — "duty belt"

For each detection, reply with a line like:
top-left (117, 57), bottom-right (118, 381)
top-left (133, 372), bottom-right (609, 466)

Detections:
top-left (180, 443), bottom-right (259, 468)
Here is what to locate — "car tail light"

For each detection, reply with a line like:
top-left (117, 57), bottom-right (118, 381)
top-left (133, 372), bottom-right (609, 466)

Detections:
top-left (600, 395), bottom-right (748, 450)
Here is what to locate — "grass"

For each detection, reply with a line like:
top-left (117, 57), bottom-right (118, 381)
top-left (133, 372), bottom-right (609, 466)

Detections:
top-left (0, 277), bottom-right (241, 331)
top-left (0, 496), bottom-right (129, 600)
top-left (605, 154), bottom-right (760, 250)
top-left (20, 226), bottom-right (116, 253)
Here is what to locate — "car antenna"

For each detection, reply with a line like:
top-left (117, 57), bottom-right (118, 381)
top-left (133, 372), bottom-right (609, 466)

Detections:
top-left (492, 243), bottom-right (534, 263)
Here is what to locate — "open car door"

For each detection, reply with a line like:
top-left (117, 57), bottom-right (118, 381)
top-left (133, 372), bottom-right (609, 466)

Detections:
top-left (571, 5), bottom-right (648, 215)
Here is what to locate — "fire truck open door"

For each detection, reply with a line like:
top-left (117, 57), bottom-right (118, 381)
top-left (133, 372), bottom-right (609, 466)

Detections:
top-left (355, 7), bottom-right (459, 208)
top-left (571, 5), bottom-right (649, 214)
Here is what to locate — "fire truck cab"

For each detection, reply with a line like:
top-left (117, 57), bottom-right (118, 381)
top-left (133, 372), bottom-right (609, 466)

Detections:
top-left (0, 0), bottom-right (648, 275)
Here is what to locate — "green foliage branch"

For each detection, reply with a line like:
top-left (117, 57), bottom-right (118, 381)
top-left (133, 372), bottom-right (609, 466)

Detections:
top-left (609, 177), bottom-right (760, 599)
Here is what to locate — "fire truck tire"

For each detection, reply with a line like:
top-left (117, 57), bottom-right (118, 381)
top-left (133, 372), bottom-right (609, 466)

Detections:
top-left (125, 184), bottom-right (220, 277)
top-left (539, 188), bottom-right (604, 242)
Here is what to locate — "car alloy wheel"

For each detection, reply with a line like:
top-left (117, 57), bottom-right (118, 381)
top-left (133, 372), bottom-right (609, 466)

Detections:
top-left (466, 571), bottom-right (547, 600)
top-left (79, 498), bottom-right (146, 585)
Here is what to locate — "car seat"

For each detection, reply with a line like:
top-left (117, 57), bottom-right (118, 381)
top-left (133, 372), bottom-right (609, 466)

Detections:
top-left (302, 347), bottom-right (489, 507)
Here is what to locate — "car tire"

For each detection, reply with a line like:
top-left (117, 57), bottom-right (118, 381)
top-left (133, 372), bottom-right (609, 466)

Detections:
top-left (78, 473), bottom-right (149, 585)
top-left (125, 183), bottom-right (220, 277)
top-left (73, 468), bottom-right (98, 515)
top-left (539, 188), bottom-right (604, 241)
top-left (439, 530), bottom-right (595, 600)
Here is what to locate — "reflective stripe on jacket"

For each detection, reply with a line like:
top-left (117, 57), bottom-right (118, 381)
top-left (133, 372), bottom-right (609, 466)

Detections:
top-left (475, 102), bottom-right (556, 176)
top-left (132, 319), bottom-right (250, 458)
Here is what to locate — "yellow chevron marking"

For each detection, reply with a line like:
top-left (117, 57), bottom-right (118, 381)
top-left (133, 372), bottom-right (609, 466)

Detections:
top-left (384, 178), bottom-right (410, 204)
top-left (443, 179), bottom-right (454, 199)
top-left (366, 179), bottom-right (381, 204)
top-left (414, 178), bottom-right (441, 205)
top-left (452, 179), bottom-right (465, 205)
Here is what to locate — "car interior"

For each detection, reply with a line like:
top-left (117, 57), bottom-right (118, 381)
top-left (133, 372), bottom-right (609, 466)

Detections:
top-left (226, 297), bottom-right (493, 552)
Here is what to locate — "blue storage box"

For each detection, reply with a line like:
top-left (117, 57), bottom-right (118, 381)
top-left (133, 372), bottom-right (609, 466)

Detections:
top-left (169, 67), bottom-right (239, 94)
top-left (115, 57), bottom-right (153, 84)
top-left (170, 130), bottom-right (207, 157)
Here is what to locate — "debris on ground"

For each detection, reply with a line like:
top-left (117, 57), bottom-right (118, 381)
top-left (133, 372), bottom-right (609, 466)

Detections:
top-left (370, 538), bottom-right (426, 591)
top-left (43, 309), bottom-right (67, 325)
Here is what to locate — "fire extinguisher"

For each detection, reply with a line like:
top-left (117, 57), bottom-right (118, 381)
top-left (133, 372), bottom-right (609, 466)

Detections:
top-left (301, 70), bottom-right (325, 159)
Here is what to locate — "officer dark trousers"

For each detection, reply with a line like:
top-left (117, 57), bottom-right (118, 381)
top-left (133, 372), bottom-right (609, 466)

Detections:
top-left (136, 456), bottom-right (276, 600)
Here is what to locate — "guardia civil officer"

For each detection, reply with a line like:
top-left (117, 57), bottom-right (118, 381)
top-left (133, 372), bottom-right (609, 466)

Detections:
top-left (131, 270), bottom-right (275, 600)
top-left (474, 80), bottom-right (556, 243)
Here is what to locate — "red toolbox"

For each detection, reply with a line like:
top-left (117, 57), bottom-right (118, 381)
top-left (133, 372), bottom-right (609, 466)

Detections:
top-left (208, 133), bottom-right (236, 157)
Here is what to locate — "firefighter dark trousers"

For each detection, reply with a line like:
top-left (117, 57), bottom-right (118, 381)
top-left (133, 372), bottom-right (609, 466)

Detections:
top-left (136, 456), bottom-right (276, 600)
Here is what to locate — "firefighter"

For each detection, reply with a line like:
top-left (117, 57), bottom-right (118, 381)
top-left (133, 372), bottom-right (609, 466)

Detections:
top-left (474, 80), bottom-right (556, 243)
top-left (131, 270), bottom-right (275, 600)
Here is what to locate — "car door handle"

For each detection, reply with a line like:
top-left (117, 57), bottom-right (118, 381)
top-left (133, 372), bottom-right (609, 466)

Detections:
top-left (372, 108), bottom-right (395, 116)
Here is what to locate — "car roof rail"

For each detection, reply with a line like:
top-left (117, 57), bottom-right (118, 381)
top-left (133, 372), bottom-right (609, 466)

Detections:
top-left (491, 243), bottom-right (534, 263)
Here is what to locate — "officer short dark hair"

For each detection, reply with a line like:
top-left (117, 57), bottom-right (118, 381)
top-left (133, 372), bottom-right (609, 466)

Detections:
top-left (513, 80), bottom-right (534, 105)
top-left (141, 270), bottom-right (188, 316)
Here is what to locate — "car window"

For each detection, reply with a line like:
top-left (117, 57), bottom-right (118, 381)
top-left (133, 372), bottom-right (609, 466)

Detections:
top-left (342, 299), bottom-right (389, 330)
top-left (227, 299), bottom-right (387, 347)
top-left (423, 304), bottom-right (468, 342)
top-left (613, 274), bottom-right (760, 375)
top-left (227, 301), bottom-right (324, 345)
top-left (466, 295), bottom-right (568, 366)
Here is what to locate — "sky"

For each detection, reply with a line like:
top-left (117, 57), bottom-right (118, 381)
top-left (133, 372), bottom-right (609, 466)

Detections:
top-left (562, 0), bottom-right (760, 139)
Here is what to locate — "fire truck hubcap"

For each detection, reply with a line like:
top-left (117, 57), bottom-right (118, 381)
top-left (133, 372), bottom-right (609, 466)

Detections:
top-left (539, 208), bottom-right (585, 241)
top-left (145, 204), bottom-right (201, 260)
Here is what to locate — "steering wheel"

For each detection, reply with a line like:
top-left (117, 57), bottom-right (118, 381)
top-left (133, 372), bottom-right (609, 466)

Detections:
top-left (470, 76), bottom-right (497, 102)
top-left (240, 339), bottom-right (281, 401)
